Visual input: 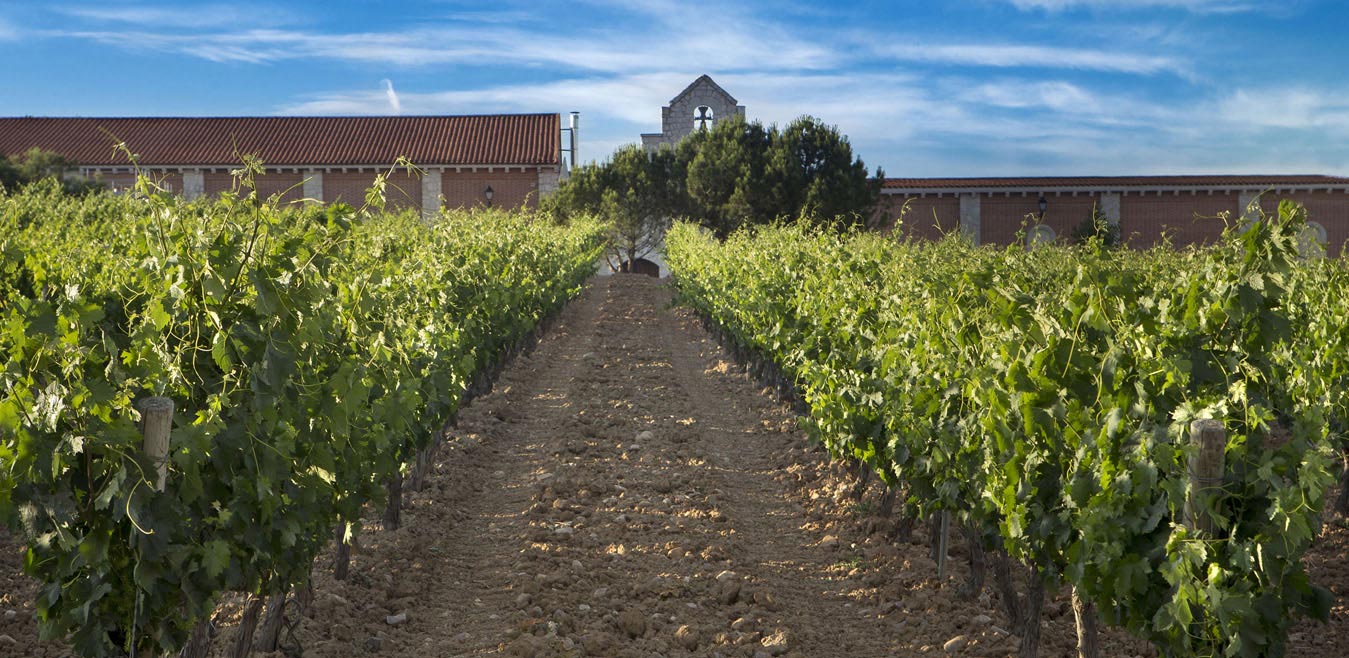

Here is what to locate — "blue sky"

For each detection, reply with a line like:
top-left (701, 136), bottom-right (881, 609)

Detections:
top-left (1, 0), bottom-right (1347, 176)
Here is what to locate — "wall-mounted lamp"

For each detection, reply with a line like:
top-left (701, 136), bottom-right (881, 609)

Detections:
top-left (484, 185), bottom-right (494, 207)
top-left (1037, 195), bottom-right (1048, 219)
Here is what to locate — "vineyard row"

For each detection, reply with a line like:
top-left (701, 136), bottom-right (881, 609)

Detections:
top-left (665, 205), bottom-right (1345, 658)
top-left (0, 174), bottom-right (605, 657)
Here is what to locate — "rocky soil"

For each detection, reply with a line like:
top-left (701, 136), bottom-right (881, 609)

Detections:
top-left (3, 274), bottom-right (1348, 657)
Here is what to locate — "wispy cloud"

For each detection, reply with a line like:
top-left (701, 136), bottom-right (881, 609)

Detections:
top-left (961, 80), bottom-right (1104, 113)
top-left (954, 78), bottom-right (1186, 128)
top-left (13, 1), bottom-right (1345, 176)
top-left (278, 72), bottom-right (948, 161)
top-left (281, 68), bottom-right (1349, 177)
top-left (277, 72), bottom-right (1123, 163)
top-left (1218, 88), bottom-right (1349, 133)
top-left (43, 0), bottom-right (839, 73)
top-left (878, 42), bottom-right (1185, 75)
top-left (1005, 0), bottom-right (1270, 12)
top-left (55, 3), bottom-right (299, 29)
top-left (40, 2), bottom-right (1193, 79)
top-left (279, 73), bottom-right (692, 124)
top-left (45, 22), bottom-right (836, 73)
top-left (0, 16), bottom-right (16, 41)
top-left (382, 79), bottom-right (401, 115)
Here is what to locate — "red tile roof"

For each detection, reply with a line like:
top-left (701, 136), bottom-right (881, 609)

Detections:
top-left (0, 115), bottom-right (560, 167)
top-left (884, 175), bottom-right (1349, 190)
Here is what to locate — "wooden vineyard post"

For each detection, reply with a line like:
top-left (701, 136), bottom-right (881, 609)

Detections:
top-left (957, 521), bottom-right (986, 600)
top-left (1071, 585), bottom-right (1100, 658)
top-left (1019, 566), bottom-right (1046, 658)
top-left (138, 396), bottom-right (174, 492)
top-left (333, 523), bottom-right (352, 581)
top-left (254, 591), bottom-right (288, 652)
top-left (990, 549), bottom-right (1025, 631)
top-left (384, 470), bottom-right (403, 530)
top-left (936, 510), bottom-right (951, 580)
top-left (1185, 419), bottom-right (1227, 536)
top-left (138, 395), bottom-right (218, 658)
top-left (177, 619), bottom-right (212, 658)
top-left (231, 595), bottom-right (264, 658)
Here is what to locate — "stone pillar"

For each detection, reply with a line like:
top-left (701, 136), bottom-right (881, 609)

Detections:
top-left (537, 167), bottom-right (560, 199)
top-left (182, 170), bottom-right (205, 200)
top-left (303, 170), bottom-right (324, 204)
top-left (421, 169), bottom-right (442, 221)
top-left (959, 194), bottom-right (982, 246)
top-left (1238, 191), bottom-right (1261, 228)
top-left (1099, 193), bottom-right (1121, 226)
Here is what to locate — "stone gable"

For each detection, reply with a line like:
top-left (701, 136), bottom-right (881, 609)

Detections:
top-left (642, 75), bottom-right (746, 150)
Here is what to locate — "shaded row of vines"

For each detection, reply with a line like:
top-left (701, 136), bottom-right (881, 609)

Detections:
top-left (0, 168), bottom-right (605, 657)
top-left (666, 204), bottom-right (1341, 658)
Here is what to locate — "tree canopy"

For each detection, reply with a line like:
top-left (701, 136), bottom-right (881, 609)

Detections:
top-left (545, 115), bottom-right (882, 251)
top-left (0, 148), bottom-right (104, 195)
top-left (544, 144), bottom-right (686, 271)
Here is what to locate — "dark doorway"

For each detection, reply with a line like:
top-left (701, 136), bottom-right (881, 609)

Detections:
top-left (620, 258), bottom-right (660, 277)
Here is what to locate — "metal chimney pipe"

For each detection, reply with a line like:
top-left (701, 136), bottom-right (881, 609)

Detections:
top-left (569, 112), bottom-right (580, 168)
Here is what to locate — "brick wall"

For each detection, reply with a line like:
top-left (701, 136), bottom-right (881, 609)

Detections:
top-left (382, 171), bottom-right (422, 211)
top-left (324, 171), bottom-right (422, 211)
top-left (195, 171), bottom-right (304, 203)
top-left (981, 195), bottom-right (1102, 246)
top-left (1118, 193), bottom-right (1235, 249)
top-left (204, 172), bottom-right (235, 197)
top-left (1256, 191), bottom-right (1349, 255)
top-left (882, 195), bottom-right (961, 240)
top-left (206, 172), bottom-right (304, 202)
top-left (253, 173), bottom-right (304, 205)
top-left (323, 172), bottom-right (377, 208)
top-left (440, 170), bottom-right (540, 209)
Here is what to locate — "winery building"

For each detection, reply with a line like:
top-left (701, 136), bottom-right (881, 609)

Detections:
top-left (881, 176), bottom-right (1349, 255)
top-left (0, 114), bottom-right (566, 217)
top-left (637, 76), bottom-right (1349, 258)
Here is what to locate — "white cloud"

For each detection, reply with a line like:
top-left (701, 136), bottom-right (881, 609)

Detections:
top-left (46, 22), bottom-right (835, 73)
top-left (382, 79), bottom-right (401, 115)
top-left (44, 1), bottom-right (838, 74)
top-left (1005, 0), bottom-right (1268, 12)
top-left (953, 78), bottom-right (1186, 129)
top-left (878, 43), bottom-right (1184, 75)
top-left (279, 73), bottom-right (705, 164)
top-left (1218, 88), bottom-right (1349, 133)
top-left (55, 4), bottom-right (299, 29)
top-left (279, 72), bottom-right (1085, 165)
top-left (25, 2), bottom-right (1347, 176)
top-left (278, 70), bottom-right (1349, 176)
top-left (961, 80), bottom-right (1102, 112)
top-left (281, 73), bottom-right (690, 123)
top-left (0, 17), bottom-right (15, 41)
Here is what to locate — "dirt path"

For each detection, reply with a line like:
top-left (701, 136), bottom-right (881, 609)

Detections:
top-left (248, 274), bottom-right (1349, 658)
top-left (281, 274), bottom-right (910, 657)
top-left (5, 274), bottom-right (1348, 658)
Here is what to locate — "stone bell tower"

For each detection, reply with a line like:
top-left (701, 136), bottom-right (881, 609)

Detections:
top-left (641, 75), bottom-right (745, 150)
